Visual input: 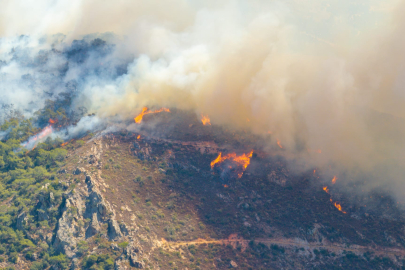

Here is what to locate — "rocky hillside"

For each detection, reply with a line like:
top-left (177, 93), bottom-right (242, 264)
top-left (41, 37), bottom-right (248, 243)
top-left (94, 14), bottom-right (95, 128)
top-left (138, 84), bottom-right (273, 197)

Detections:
top-left (1, 112), bottom-right (405, 269)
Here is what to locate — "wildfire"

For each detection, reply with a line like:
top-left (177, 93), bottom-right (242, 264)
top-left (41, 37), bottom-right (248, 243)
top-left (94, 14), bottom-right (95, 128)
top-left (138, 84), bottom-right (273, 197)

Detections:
top-left (134, 107), bottom-right (170, 124)
top-left (223, 184), bottom-right (229, 188)
top-left (22, 118), bottom-right (60, 150)
top-left (331, 176), bottom-right (337, 184)
top-left (201, 114), bottom-right (211, 126)
top-left (277, 139), bottom-right (283, 149)
top-left (210, 150), bottom-right (253, 178)
top-left (22, 125), bottom-right (53, 149)
top-left (137, 135), bottom-right (141, 140)
top-left (61, 142), bottom-right (68, 147)
top-left (322, 186), bottom-right (346, 214)
top-left (333, 202), bottom-right (346, 213)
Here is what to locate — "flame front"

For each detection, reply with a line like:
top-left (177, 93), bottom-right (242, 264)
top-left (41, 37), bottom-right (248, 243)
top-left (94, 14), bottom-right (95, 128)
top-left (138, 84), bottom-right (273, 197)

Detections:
top-left (331, 176), bottom-right (337, 184)
top-left (137, 135), bottom-right (141, 140)
top-left (134, 107), bottom-right (170, 124)
top-left (211, 150), bottom-right (253, 178)
top-left (201, 114), bottom-right (211, 126)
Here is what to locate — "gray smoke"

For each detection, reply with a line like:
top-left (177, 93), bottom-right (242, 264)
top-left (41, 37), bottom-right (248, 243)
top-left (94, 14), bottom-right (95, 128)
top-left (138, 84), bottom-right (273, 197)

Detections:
top-left (1, 0), bottom-right (405, 202)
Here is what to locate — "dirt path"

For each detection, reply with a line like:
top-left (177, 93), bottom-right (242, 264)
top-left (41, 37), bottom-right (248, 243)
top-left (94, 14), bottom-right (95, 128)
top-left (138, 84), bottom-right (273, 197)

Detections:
top-left (159, 234), bottom-right (405, 257)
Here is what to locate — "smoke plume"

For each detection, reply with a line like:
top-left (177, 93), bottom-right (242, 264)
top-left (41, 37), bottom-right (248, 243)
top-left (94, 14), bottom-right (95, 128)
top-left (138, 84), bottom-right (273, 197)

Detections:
top-left (1, 0), bottom-right (405, 199)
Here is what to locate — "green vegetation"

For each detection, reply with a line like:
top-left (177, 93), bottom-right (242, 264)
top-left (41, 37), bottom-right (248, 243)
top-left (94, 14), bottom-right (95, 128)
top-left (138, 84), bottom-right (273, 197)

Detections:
top-left (0, 112), bottom-right (70, 267)
top-left (81, 254), bottom-right (114, 270)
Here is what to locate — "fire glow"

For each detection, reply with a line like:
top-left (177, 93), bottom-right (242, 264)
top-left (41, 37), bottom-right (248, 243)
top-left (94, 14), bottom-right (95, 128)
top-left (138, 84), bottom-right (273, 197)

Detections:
top-left (201, 114), bottom-right (211, 126)
top-left (211, 150), bottom-right (253, 178)
top-left (134, 107), bottom-right (170, 124)
top-left (277, 139), bottom-right (283, 149)
top-left (323, 186), bottom-right (346, 214)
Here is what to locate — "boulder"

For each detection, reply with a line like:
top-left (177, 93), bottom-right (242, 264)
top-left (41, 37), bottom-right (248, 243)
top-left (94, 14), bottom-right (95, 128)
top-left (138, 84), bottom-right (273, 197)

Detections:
top-left (230, 260), bottom-right (238, 268)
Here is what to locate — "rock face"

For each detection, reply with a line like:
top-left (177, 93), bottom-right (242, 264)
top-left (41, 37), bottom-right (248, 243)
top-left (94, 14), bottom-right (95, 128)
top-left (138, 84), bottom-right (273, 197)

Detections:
top-left (52, 174), bottom-right (118, 258)
top-left (86, 213), bottom-right (100, 238)
top-left (51, 139), bottom-right (143, 269)
top-left (108, 219), bottom-right (123, 240)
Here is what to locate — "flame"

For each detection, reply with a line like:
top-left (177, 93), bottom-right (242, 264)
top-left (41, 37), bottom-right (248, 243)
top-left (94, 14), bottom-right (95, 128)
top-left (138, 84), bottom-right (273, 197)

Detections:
top-left (323, 186), bottom-right (346, 214)
top-left (331, 176), bottom-right (337, 184)
top-left (223, 184), bottom-right (229, 188)
top-left (48, 118), bottom-right (57, 124)
top-left (134, 107), bottom-right (170, 124)
top-left (61, 142), bottom-right (68, 147)
top-left (333, 202), bottom-right (346, 213)
top-left (210, 150), bottom-right (253, 178)
top-left (277, 139), bottom-right (283, 149)
top-left (137, 135), bottom-right (141, 140)
top-left (201, 114), bottom-right (211, 126)
top-left (22, 125), bottom-right (53, 149)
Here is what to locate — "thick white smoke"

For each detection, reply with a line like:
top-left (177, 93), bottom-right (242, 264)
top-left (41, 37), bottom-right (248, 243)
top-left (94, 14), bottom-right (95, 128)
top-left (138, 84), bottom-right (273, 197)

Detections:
top-left (1, 0), bottom-right (405, 198)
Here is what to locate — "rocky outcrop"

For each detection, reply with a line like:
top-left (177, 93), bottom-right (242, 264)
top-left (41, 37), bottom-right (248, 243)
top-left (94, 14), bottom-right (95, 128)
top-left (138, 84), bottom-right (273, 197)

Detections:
top-left (52, 138), bottom-right (143, 267)
top-left (115, 241), bottom-right (144, 269)
top-left (108, 219), bottom-right (122, 240)
top-left (126, 242), bottom-right (144, 268)
top-left (86, 213), bottom-right (100, 238)
top-left (53, 191), bottom-right (85, 258)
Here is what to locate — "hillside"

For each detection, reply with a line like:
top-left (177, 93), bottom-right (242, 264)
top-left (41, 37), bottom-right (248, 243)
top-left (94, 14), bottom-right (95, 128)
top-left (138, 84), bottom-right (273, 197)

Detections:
top-left (0, 111), bottom-right (404, 269)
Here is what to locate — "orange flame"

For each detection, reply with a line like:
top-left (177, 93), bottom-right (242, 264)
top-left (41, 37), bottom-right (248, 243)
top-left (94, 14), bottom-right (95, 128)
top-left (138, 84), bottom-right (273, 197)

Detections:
top-left (333, 202), bottom-right (346, 213)
top-left (49, 119), bottom-right (57, 124)
top-left (323, 186), bottom-right (346, 214)
top-left (223, 184), bottom-right (229, 188)
top-left (331, 176), bottom-right (337, 184)
top-left (277, 139), bottom-right (283, 149)
top-left (134, 107), bottom-right (170, 124)
top-left (137, 135), bottom-right (141, 140)
top-left (211, 150), bottom-right (253, 178)
top-left (201, 114), bottom-right (211, 126)
top-left (61, 142), bottom-right (68, 147)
